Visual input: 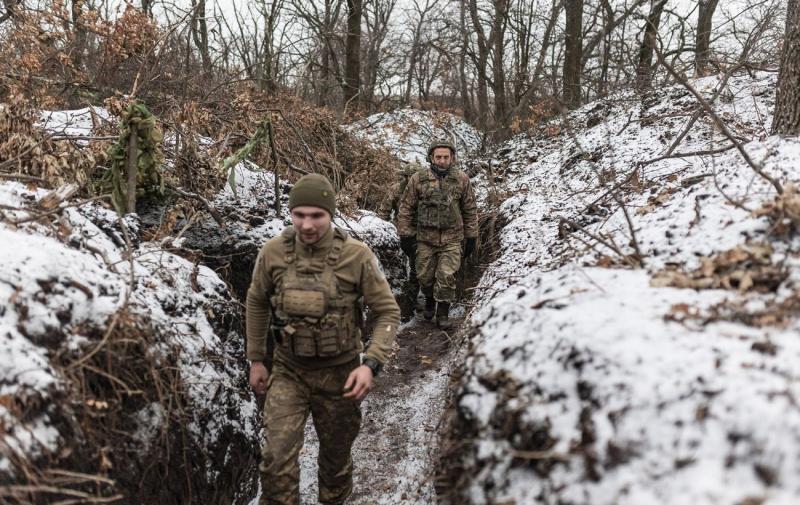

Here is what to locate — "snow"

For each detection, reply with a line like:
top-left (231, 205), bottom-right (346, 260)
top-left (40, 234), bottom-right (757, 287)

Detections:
top-left (456, 72), bottom-right (800, 504)
top-left (39, 107), bottom-right (112, 140)
top-left (0, 174), bottom-right (259, 483)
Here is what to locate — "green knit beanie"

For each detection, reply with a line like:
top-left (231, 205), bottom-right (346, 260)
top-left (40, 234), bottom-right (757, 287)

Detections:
top-left (288, 174), bottom-right (336, 216)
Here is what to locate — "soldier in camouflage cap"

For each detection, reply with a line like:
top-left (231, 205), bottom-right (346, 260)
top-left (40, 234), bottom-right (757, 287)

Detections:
top-left (397, 138), bottom-right (478, 329)
top-left (247, 173), bottom-right (401, 504)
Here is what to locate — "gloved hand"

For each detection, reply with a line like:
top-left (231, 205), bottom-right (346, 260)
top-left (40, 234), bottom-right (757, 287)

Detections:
top-left (463, 237), bottom-right (477, 258)
top-left (400, 236), bottom-right (416, 257)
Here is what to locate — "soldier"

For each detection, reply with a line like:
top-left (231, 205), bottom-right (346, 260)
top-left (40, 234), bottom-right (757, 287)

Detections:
top-left (378, 161), bottom-right (423, 315)
top-left (397, 139), bottom-right (478, 329)
top-left (246, 173), bottom-right (401, 505)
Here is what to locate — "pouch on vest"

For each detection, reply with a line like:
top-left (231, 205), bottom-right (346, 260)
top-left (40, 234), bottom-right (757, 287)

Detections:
top-left (281, 288), bottom-right (328, 319)
top-left (418, 196), bottom-right (458, 229)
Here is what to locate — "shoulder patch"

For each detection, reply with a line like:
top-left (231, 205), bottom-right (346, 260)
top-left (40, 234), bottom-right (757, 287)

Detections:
top-left (281, 226), bottom-right (296, 239)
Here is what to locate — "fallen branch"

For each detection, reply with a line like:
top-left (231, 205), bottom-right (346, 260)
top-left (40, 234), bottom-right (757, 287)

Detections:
top-left (167, 184), bottom-right (224, 227)
top-left (654, 40), bottom-right (783, 195)
top-left (510, 449), bottom-right (571, 462)
top-left (642, 144), bottom-right (736, 166)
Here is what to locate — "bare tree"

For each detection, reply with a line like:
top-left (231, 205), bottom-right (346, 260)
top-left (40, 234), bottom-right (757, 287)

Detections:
top-left (563, 0), bottom-right (583, 108)
top-left (774, 0), bottom-right (800, 134)
top-left (191, 0), bottom-right (212, 74)
top-left (362, 0), bottom-right (397, 109)
top-left (71, 0), bottom-right (88, 71)
top-left (467, 0), bottom-right (491, 125)
top-left (466, 0), bottom-right (511, 127)
top-left (258, 0), bottom-right (286, 92)
top-left (458, 0), bottom-right (474, 120)
top-left (635, 0), bottom-right (667, 89)
top-left (695, 0), bottom-right (720, 76)
top-left (403, 0), bottom-right (438, 106)
top-left (490, 0), bottom-right (509, 125)
top-left (344, 0), bottom-right (363, 109)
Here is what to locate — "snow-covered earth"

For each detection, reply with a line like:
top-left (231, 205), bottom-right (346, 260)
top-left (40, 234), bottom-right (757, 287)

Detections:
top-left (452, 72), bottom-right (800, 504)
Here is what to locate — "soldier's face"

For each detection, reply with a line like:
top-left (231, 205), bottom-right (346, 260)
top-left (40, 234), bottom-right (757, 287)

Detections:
top-left (431, 147), bottom-right (453, 168)
top-left (291, 206), bottom-right (332, 244)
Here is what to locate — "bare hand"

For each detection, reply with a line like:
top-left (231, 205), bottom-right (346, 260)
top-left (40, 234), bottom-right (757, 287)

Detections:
top-left (249, 362), bottom-right (269, 396)
top-left (343, 365), bottom-right (374, 400)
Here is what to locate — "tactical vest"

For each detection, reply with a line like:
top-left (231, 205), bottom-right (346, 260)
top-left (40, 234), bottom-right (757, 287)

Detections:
top-left (271, 228), bottom-right (361, 358)
top-left (416, 169), bottom-right (462, 230)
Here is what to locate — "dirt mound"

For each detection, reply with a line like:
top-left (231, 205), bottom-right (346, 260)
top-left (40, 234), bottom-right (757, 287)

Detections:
top-left (0, 182), bottom-right (259, 504)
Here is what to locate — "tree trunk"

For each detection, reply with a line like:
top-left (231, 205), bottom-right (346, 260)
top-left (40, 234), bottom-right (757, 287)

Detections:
top-left (491, 0), bottom-right (509, 126)
top-left (635, 0), bottom-right (667, 90)
top-left (774, 0), bottom-right (800, 135)
top-left (467, 0), bottom-right (490, 125)
top-left (695, 0), bottom-right (720, 76)
top-left (343, 0), bottom-right (363, 110)
top-left (563, 0), bottom-right (583, 109)
top-left (71, 0), bottom-right (87, 70)
top-left (191, 0), bottom-right (212, 74)
top-left (459, 1), bottom-right (474, 121)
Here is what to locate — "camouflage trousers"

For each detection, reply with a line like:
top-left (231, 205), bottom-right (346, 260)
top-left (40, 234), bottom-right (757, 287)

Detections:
top-left (416, 241), bottom-right (461, 303)
top-left (259, 358), bottom-right (362, 505)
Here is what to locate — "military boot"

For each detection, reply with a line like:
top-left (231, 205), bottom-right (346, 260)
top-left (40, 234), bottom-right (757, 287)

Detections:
top-left (436, 302), bottom-right (452, 329)
top-left (422, 286), bottom-right (435, 320)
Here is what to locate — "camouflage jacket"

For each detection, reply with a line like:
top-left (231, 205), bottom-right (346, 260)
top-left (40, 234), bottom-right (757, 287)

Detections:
top-left (246, 226), bottom-right (400, 370)
top-left (397, 166), bottom-right (479, 246)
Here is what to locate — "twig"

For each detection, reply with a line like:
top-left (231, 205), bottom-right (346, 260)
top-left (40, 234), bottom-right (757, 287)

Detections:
top-left (167, 184), bottom-right (224, 227)
top-left (642, 144), bottom-right (736, 166)
top-left (7, 194), bottom-right (110, 225)
top-left (258, 108), bottom-right (321, 174)
top-left (510, 449), bottom-right (571, 462)
top-left (0, 486), bottom-right (123, 503)
top-left (50, 135), bottom-right (117, 141)
top-left (612, 190), bottom-right (644, 267)
top-left (654, 41), bottom-right (783, 195)
top-left (266, 118), bottom-right (282, 217)
top-left (561, 217), bottom-right (640, 268)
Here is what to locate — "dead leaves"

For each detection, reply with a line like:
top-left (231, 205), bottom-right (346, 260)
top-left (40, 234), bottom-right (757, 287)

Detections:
top-left (636, 186), bottom-right (678, 215)
top-left (753, 182), bottom-right (800, 235)
top-left (651, 243), bottom-right (785, 293)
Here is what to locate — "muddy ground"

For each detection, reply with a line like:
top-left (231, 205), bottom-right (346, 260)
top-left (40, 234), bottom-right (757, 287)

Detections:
top-left (288, 306), bottom-right (470, 505)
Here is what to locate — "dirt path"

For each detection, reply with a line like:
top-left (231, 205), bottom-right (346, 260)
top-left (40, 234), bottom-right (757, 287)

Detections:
top-left (294, 306), bottom-right (468, 504)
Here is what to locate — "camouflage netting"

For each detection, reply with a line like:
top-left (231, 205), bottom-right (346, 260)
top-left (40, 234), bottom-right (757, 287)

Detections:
top-left (0, 96), bottom-right (100, 187)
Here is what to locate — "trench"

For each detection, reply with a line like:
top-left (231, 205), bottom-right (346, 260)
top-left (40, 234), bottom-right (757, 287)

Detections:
top-left (174, 175), bottom-right (500, 505)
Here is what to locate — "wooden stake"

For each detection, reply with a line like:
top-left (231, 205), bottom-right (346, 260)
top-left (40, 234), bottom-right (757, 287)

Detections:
top-left (126, 130), bottom-right (138, 214)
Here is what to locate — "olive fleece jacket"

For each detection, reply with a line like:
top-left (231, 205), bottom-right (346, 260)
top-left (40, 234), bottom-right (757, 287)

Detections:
top-left (246, 226), bottom-right (400, 369)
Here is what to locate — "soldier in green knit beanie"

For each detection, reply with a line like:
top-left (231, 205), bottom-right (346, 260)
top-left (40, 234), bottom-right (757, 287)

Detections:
top-left (246, 171), bottom-right (400, 504)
